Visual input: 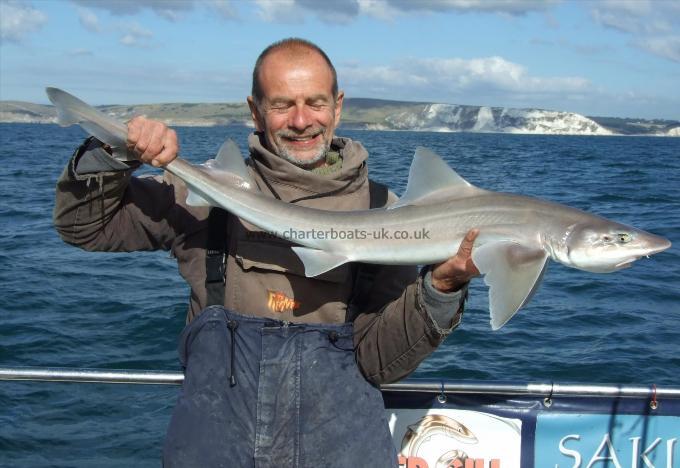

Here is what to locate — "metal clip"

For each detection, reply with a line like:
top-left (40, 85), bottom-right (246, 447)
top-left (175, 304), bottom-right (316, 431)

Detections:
top-left (437, 380), bottom-right (447, 404)
top-left (650, 384), bottom-right (659, 410)
top-left (543, 382), bottom-right (554, 408)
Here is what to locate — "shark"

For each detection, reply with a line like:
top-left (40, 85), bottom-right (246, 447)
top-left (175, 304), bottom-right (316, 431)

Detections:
top-left (46, 87), bottom-right (672, 329)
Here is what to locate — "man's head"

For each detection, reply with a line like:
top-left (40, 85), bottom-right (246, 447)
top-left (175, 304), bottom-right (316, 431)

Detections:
top-left (248, 38), bottom-right (344, 168)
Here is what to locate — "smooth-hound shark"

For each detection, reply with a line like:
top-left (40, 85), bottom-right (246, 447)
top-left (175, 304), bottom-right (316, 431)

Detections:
top-left (46, 87), bottom-right (671, 329)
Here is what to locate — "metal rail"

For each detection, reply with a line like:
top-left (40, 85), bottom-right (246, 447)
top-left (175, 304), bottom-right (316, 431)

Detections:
top-left (2, 366), bottom-right (679, 398)
top-left (0, 367), bottom-right (183, 385)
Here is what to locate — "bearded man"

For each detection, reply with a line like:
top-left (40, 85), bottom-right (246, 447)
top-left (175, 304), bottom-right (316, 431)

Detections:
top-left (54, 38), bottom-right (479, 467)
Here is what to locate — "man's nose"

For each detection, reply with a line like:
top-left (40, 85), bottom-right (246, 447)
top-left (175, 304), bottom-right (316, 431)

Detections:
top-left (289, 104), bottom-right (312, 131)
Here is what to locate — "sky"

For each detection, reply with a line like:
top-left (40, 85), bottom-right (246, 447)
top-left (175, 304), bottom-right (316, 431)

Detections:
top-left (1, 0), bottom-right (679, 120)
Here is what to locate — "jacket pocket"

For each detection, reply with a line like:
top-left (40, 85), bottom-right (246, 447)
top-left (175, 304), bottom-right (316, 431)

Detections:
top-left (230, 239), bottom-right (352, 322)
top-left (235, 239), bottom-right (349, 283)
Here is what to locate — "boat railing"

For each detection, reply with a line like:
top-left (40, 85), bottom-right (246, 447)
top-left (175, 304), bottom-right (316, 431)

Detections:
top-left (2, 366), bottom-right (679, 398)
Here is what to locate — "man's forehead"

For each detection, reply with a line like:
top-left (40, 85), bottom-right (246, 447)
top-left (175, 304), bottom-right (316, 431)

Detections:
top-left (258, 51), bottom-right (335, 97)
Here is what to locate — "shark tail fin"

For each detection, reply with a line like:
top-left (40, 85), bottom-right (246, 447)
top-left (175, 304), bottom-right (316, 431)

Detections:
top-left (46, 87), bottom-right (137, 162)
top-left (46, 87), bottom-right (85, 127)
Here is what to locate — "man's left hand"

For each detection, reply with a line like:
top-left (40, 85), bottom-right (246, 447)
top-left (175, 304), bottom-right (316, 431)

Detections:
top-left (431, 229), bottom-right (481, 293)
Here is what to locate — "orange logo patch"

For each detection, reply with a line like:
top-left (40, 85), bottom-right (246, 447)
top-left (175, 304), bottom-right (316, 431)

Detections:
top-left (267, 290), bottom-right (301, 313)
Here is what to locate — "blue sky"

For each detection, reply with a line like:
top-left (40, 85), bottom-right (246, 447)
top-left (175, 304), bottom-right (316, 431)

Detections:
top-left (1, 0), bottom-right (679, 119)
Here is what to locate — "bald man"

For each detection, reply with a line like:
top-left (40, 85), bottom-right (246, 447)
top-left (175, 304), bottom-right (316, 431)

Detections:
top-left (54, 38), bottom-right (479, 467)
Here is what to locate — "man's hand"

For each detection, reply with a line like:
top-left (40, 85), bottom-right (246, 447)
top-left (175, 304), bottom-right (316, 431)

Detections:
top-left (127, 116), bottom-right (179, 167)
top-left (431, 229), bottom-right (481, 293)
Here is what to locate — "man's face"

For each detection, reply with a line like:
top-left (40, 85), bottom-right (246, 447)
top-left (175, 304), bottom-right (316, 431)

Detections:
top-left (248, 50), bottom-right (344, 167)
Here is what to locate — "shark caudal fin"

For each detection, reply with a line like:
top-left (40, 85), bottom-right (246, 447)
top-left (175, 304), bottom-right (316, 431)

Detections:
top-left (45, 87), bottom-right (136, 162)
top-left (472, 241), bottom-right (550, 330)
top-left (185, 139), bottom-right (256, 207)
top-left (390, 147), bottom-right (485, 208)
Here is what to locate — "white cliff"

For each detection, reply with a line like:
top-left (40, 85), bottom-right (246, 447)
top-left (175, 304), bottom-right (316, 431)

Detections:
top-left (384, 104), bottom-right (613, 135)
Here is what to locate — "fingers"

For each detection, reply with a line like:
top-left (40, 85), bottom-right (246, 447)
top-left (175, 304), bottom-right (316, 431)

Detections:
top-left (430, 229), bottom-right (481, 292)
top-left (127, 116), bottom-right (178, 167)
top-left (457, 228), bottom-right (479, 259)
top-left (152, 136), bottom-right (179, 167)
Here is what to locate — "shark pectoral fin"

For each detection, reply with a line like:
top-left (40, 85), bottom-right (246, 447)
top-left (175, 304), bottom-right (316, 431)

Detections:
top-left (291, 247), bottom-right (349, 277)
top-left (186, 189), bottom-right (212, 207)
top-left (472, 241), bottom-right (549, 330)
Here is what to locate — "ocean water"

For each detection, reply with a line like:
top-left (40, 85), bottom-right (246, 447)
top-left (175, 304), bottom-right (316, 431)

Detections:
top-left (0, 123), bottom-right (678, 466)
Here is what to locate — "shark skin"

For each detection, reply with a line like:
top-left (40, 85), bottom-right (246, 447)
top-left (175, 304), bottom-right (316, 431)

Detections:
top-left (47, 87), bottom-right (672, 330)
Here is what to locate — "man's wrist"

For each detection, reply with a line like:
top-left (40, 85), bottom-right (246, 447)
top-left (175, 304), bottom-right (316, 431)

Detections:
top-left (420, 267), bottom-right (467, 332)
top-left (425, 268), bottom-right (468, 300)
top-left (431, 275), bottom-right (468, 294)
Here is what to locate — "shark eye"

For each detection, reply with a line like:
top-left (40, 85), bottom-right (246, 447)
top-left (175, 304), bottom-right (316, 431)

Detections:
top-left (617, 233), bottom-right (631, 243)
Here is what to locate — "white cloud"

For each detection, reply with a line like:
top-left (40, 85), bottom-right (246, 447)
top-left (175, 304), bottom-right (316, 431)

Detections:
top-left (208, 0), bottom-right (239, 19)
top-left (591, 0), bottom-right (657, 35)
top-left (256, 0), bottom-right (360, 24)
top-left (297, 0), bottom-right (359, 23)
top-left (70, 0), bottom-right (192, 19)
top-left (253, 0), bottom-right (556, 24)
top-left (339, 55), bottom-right (592, 108)
top-left (69, 0), bottom-right (238, 21)
top-left (591, 0), bottom-right (680, 63)
top-left (254, 0), bottom-right (302, 23)
top-left (636, 35), bottom-right (680, 64)
top-left (61, 0), bottom-right (560, 27)
top-left (0, 1), bottom-right (48, 43)
top-left (355, 0), bottom-right (395, 20)
top-left (380, 0), bottom-right (558, 15)
top-left (119, 23), bottom-right (153, 47)
top-left (78, 7), bottom-right (101, 32)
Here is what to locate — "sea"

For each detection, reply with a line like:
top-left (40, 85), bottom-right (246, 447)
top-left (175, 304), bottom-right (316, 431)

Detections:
top-left (1, 123), bottom-right (679, 467)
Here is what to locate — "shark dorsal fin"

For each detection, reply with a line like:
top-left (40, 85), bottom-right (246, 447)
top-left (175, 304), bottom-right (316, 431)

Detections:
top-left (389, 147), bottom-right (483, 209)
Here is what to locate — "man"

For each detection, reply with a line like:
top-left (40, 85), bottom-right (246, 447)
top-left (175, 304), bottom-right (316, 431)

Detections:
top-left (54, 38), bottom-right (479, 467)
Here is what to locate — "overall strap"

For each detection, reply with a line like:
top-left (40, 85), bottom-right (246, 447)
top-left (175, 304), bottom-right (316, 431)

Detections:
top-left (347, 179), bottom-right (389, 319)
top-left (367, 178), bottom-right (388, 209)
top-left (205, 207), bottom-right (230, 306)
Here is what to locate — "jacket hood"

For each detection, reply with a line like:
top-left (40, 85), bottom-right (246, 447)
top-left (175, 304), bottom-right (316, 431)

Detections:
top-left (247, 132), bottom-right (369, 204)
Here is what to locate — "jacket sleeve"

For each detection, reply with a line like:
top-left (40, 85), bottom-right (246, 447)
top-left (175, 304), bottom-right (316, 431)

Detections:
top-left (351, 264), bottom-right (466, 385)
top-left (53, 138), bottom-right (187, 253)
top-left (351, 187), bottom-right (468, 385)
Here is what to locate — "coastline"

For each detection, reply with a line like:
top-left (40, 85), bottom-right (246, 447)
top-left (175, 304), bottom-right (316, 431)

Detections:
top-left (2, 99), bottom-right (678, 137)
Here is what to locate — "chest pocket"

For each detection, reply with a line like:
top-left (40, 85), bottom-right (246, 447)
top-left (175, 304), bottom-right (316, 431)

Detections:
top-left (226, 221), bottom-right (353, 324)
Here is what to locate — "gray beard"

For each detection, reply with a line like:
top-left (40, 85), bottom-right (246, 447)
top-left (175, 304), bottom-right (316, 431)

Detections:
top-left (278, 145), bottom-right (329, 168)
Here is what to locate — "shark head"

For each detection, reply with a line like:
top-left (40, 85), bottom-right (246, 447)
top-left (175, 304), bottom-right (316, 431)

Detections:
top-left (562, 219), bottom-right (671, 273)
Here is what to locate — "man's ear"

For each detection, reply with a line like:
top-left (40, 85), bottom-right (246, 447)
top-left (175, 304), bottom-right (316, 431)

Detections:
top-left (334, 90), bottom-right (344, 125)
top-left (247, 96), bottom-right (264, 132)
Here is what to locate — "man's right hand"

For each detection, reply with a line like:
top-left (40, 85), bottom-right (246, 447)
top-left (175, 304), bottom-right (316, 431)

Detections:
top-left (127, 116), bottom-right (179, 167)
